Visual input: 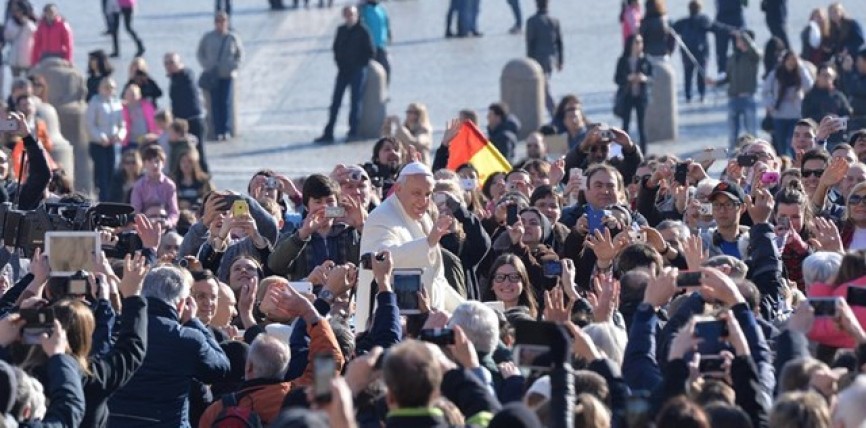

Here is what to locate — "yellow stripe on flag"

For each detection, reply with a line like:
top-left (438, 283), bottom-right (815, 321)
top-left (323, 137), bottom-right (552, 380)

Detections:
top-left (446, 121), bottom-right (511, 182)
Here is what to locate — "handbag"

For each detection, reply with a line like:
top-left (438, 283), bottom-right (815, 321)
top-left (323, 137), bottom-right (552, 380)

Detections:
top-left (197, 35), bottom-right (230, 91)
top-left (613, 87), bottom-right (628, 119)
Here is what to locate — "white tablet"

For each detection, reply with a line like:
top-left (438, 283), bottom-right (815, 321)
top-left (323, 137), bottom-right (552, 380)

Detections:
top-left (44, 231), bottom-right (101, 276)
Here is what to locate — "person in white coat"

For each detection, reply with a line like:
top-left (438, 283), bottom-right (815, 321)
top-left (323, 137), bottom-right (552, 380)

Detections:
top-left (4, 1), bottom-right (38, 79)
top-left (356, 162), bottom-right (465, 330)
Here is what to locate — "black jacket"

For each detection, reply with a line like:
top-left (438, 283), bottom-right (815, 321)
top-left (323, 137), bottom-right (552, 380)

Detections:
top-left (2, 134), bottom-right (51, 210)
top-left (333, 23), bottom-right (375, 72)
top-left (169, 68), bottom-right (204, 120)
top-left (124, 76), bottom-right (163, 107)
top-left (802, 87), bottom-right (853, 124)
top-left (82, 296), bottom-right (148, 428)
top-left (488, 122), bottom-right (517, 163)
top-left (843, 70), bottom-right (866, 119)
top-left (614, 55), bottom-right (653, 101)
top-left (673, 14), bottom-right (712, 59)
top-left (20, 355), bottom-right (86, 428)
top-left (563, 142), bottom-right (643, 197)
top-left (439, 205), bottom-right (491, 301)
top-left (525, 11), bottom-right (563, 73)
top-left (640, 16), bottom-right (673, 57)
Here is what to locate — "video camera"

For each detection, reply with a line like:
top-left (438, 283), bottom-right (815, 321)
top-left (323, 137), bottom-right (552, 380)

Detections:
top-left (0, 202), bottom-right (142, 258)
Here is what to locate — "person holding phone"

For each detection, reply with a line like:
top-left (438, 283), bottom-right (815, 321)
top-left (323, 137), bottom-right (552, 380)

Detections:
top-left (492, 207), bottom-right (559, 300)
top-left (434, 180), bottom-right (491, 301)
top-left (268, 174), bottom-right (361, 281)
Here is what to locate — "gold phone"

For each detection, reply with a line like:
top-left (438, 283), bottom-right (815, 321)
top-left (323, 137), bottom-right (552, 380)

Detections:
top-left (232, 200), bottom-right (250, 217)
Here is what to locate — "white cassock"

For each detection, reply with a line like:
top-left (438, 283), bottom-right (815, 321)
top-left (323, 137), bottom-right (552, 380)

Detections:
top-left (356, 194), bottom-right (465, 331)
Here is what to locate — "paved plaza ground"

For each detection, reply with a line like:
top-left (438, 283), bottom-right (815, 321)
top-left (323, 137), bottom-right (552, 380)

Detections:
top-left (54, 0), bottom-right (866, 190)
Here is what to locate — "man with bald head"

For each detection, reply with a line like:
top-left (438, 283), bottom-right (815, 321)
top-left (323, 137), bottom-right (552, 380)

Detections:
top-left (356, 162), bottom-right (465, 329)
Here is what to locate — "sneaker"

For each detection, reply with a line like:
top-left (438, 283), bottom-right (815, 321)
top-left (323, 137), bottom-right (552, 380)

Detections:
top-left (314, 134), bottom-right (334, 144)
top-left (445, 30), bottom-right (454, 38)
top-left (471, 31), bottom-right (484, 37)
top-left (508, 25), bottom-right (521, 34)
top-left (109, 52), bottom-right (120, 58)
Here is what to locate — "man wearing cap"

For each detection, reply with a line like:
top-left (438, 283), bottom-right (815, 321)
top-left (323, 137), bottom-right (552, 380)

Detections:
top-left (356, 161), bottom-right (465, 330)
top-left (701, 181), bottom-right (749, 259)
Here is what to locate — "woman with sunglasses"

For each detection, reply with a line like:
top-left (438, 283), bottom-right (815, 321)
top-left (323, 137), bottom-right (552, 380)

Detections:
top-left (841, 181), bottom-right (866, 250)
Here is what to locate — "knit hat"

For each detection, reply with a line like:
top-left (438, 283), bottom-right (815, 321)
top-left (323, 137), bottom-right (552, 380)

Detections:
top-left (488, 402), bottom-right (543, 428)
top-left (0, 360), bottom-right (17, 415)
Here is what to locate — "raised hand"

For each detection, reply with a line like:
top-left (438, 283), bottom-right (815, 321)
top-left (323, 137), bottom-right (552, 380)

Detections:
top-left (180, 296), bottom-right (198, 324)
top-left (585, 228), bottom-right (619, 265)
top-left (119, 252), bottom-right (148, 297)
top-left (427, 214), bottom-right (454, 246)
top-left (372, 251), bottom-right (394, 293)
top-left (819, 157), bottom-right (849, 187)
top-left (298, 209), bottom-right (325, 240)
top-left (745, 188), bottom-right (773, 224)
top-left (809, 217), bottom-right (843, 253)
top-left (40, 320), bottom-right (68, 357)
top-left (448, 325), bottom-right (480, 369)
top-left (587, 275), bottom-right (618, 322)
top-left (307, 260), bottom-right (336, 286)
top-left (506, 219), bottom-right (525, 246)
top-left (549, 158), bottom-right (566, 185)
top-left (440, 118), bottom-right (463, 147)
top-left (643, 267), bottom-right (678, 309)
top-left (0, 313), bottom-right (24, 346)
top-left (29, 247), bottom-right (50, 283)
top-left (699, 266), bottom-right (745, 306)
top-left (135, 214), bottom-right (163, 250)
top-left (544, 285), bottom-right (574, 323)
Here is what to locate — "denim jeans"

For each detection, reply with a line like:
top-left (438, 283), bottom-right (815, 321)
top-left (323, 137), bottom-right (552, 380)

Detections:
top-left (727, 95), bottom-right (757, 149)
top-left (89, 143), bottom-right (117, 202)
top-left (458, 0), bottom-right (479, 35)
top-left (211, 77), bottom-right (233, 136)
top-left (772, 117), bottom-right (798, 157)
top-left (324, 68), bottom-right (367, 137)
top-left (621, 95), bottom-right (648, 153)
top-left (506, 0), bottom-right (521, 28)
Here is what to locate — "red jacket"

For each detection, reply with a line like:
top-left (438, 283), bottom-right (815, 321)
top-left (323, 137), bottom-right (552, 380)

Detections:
top-left (808, 277), bottom-right (866, 349)
top-left (31, 17), bottom-right (73, 65)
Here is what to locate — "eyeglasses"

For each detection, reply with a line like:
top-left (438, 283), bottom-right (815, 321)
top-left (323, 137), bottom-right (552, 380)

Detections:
top-left (802, 169), bottom-right (825, 178)
top-left (712, 201), bottom-right (741, 210)
top-left (493, 273), bottom-right (522, 283)
top-left (749, 151), bottom-right (773, 160)
top-left (633, 174), bottom-right (650, 184)
top-left (848, 194), bottom-right (866, 206)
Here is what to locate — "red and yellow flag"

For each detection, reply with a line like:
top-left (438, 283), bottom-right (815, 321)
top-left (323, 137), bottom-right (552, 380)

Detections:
top-left (446, 121), bottom-right (511, 182)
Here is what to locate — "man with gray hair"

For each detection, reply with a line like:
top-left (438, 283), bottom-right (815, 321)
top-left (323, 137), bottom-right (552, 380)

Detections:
top-left (108, 266), bottom-right (230, 428)
top-left (198, 334), bottom-right (293, 426)
top-left (448, 301), bottom-right (502, 394)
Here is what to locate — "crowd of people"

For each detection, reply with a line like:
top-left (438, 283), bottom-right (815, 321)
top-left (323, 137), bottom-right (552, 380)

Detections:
top-left (2, 0), bottom-right (866, 428)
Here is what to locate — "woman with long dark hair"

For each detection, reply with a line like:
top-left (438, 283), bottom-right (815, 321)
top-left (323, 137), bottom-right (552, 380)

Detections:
top-left (614, 34), bottom-right (653, 152)
top-left (484, 254), bottom-right (539, 319)
top-left (4, 0), bottom-right (38, 78)
top-left (773, 180), bottom-right (814, 291)
top-left (550, 94), bottom-right (590, 150)
top-left (86, 50), bottom-right (114, 102)
top-left (174, 148), bottom-right (215, 210)
top-left (762, 50), bottom-right (813, 156)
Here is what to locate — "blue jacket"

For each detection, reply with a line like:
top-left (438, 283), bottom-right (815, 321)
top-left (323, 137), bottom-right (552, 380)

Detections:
top-left (360, 3), bottom-right (390, 49)
top-left (21, 355), bottom-right (86, 428)
top-left (623, 304), bottom-right (663, 392)
top-left (108, 298), bottom-right (230, 428)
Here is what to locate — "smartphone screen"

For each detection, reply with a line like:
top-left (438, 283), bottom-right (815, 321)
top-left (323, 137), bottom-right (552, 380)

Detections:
top-left (232, 200), bottom-right (250, 217)
top-left (699, 355), bottom-right (725, 374)
top-left (676, 271), bottom-right (703, 287)
top-left (809, 297), bottom-right (838, 317)
top-left (675, 163), bottom-right (689, 186)
top-left (288, 281), bottom-right (313, 294)
top-left (694, 319), bottom-right (728, 355)
top-left (543, 260), bottom-right (562, 278)
top-left (324, 206), bottom-right (346, 218)
top-left (313, 354), bottom-right (336, 403)
top-left (393, 269), bottom-right (423, 314)
top-left (847, 286), bottom-right (866, 307)
top-left (506, 204), bottom-right (519, 226)
top-left (419, 328), bottom-right (455, 346)
top-left (513, 320), bottom-right (560, 372)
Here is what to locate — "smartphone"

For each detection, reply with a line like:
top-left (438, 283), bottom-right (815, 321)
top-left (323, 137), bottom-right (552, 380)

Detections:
top-left (219, 194), bottom-right (242, 212)
top-left (837, 116), bottom-right (849, 130)
top-left (570, 168), bottom-right (586, 191)
top-left (513, 320), bottom-right (561, 372)
top-left (696, 148), bottom-right (728, 163)
top-left (809, 297), bottom-right (839, 317)
top-left (676, 271), bottom-right (703, 287)
top-left (737, 154), bottom-right (757, 167)
top-left (288, 281), bottom-right (313, 294)
top-left (761, 171), bottom-right (780, 186)
top-left (20, 308), bottom-right (55, 346)
top-left (597, 124), bottom-right (614, 140)
top-left (699, 355), bottom-right (725, 374)
top-left (484, 301), bottom-right (506, 312)
top-left (543, 260), bottom-right (562, 278)
top-left (506, 204), bottom-right (519, 226)
top-left (460, 178), bottom-right (477, 191)
top-left (699, 203), bottom-right (713, 216)
top-left (587, 209), bottom-right (611, 234)
top-left (0, 118), bottom-right (17, 132)
top-left (231, 199), bottom-right (250, 218)
top-left (419, 328), bottom-right (456, 346)
top-left (694, 319), bottom-right (729, 355)
top-left (313, 354), bottom-right (336, 403)
top-left (324, 206), bottom-right (346, 219)
top-left (847, 286), bottom-right (866, 307)
top-left (674, 163), bottom-right (689, 186)
top-left (265, 177), bottom-right (278, 190)
top-left (393, 269), bottom-right (423, 314)
top-left (777, 216), bottom-right (790, 230)
top-left (628, 229), bottom-right (646, 243)
top-left (360, 253), bottom-right (373, 270)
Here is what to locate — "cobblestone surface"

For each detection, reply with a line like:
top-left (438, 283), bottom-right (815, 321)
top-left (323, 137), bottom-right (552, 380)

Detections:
top-left (55, 0), bottom-right (866, 190)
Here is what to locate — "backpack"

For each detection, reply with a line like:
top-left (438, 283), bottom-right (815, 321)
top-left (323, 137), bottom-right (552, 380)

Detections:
top-left (211, 389), bottom-right (264, 428)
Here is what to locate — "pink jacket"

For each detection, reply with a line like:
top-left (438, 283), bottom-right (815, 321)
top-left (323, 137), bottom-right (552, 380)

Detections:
top-left (122, 99), bottom-right (158, 146)
top-left (31, 17), bottom-right (73, 65)
top-left (118, 0), bottom-right (136, 8)
top-left (808, 277), bottom-right (866, 349)
top-left (621, 5), bottom-right (642, 43)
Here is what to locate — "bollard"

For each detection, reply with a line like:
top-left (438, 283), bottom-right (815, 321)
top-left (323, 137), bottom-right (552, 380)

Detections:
top-left (501, 58), bottom-right (544, 140)
top-left (645, 55), bottom-right (678, 143)
top-left (30, 57), bottom-right (90, 195)
top-left (357, 60), bottom-right (387, 139)
top-left (36, 102), bottom-right (74, 182)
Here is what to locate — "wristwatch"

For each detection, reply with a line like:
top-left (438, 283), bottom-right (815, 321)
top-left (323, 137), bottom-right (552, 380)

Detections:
top-left (318, 288), bottom-right (337, 305)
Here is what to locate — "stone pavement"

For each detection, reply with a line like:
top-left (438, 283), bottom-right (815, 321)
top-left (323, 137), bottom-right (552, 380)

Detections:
top-left (55, 0), bottom-right (866, 191)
